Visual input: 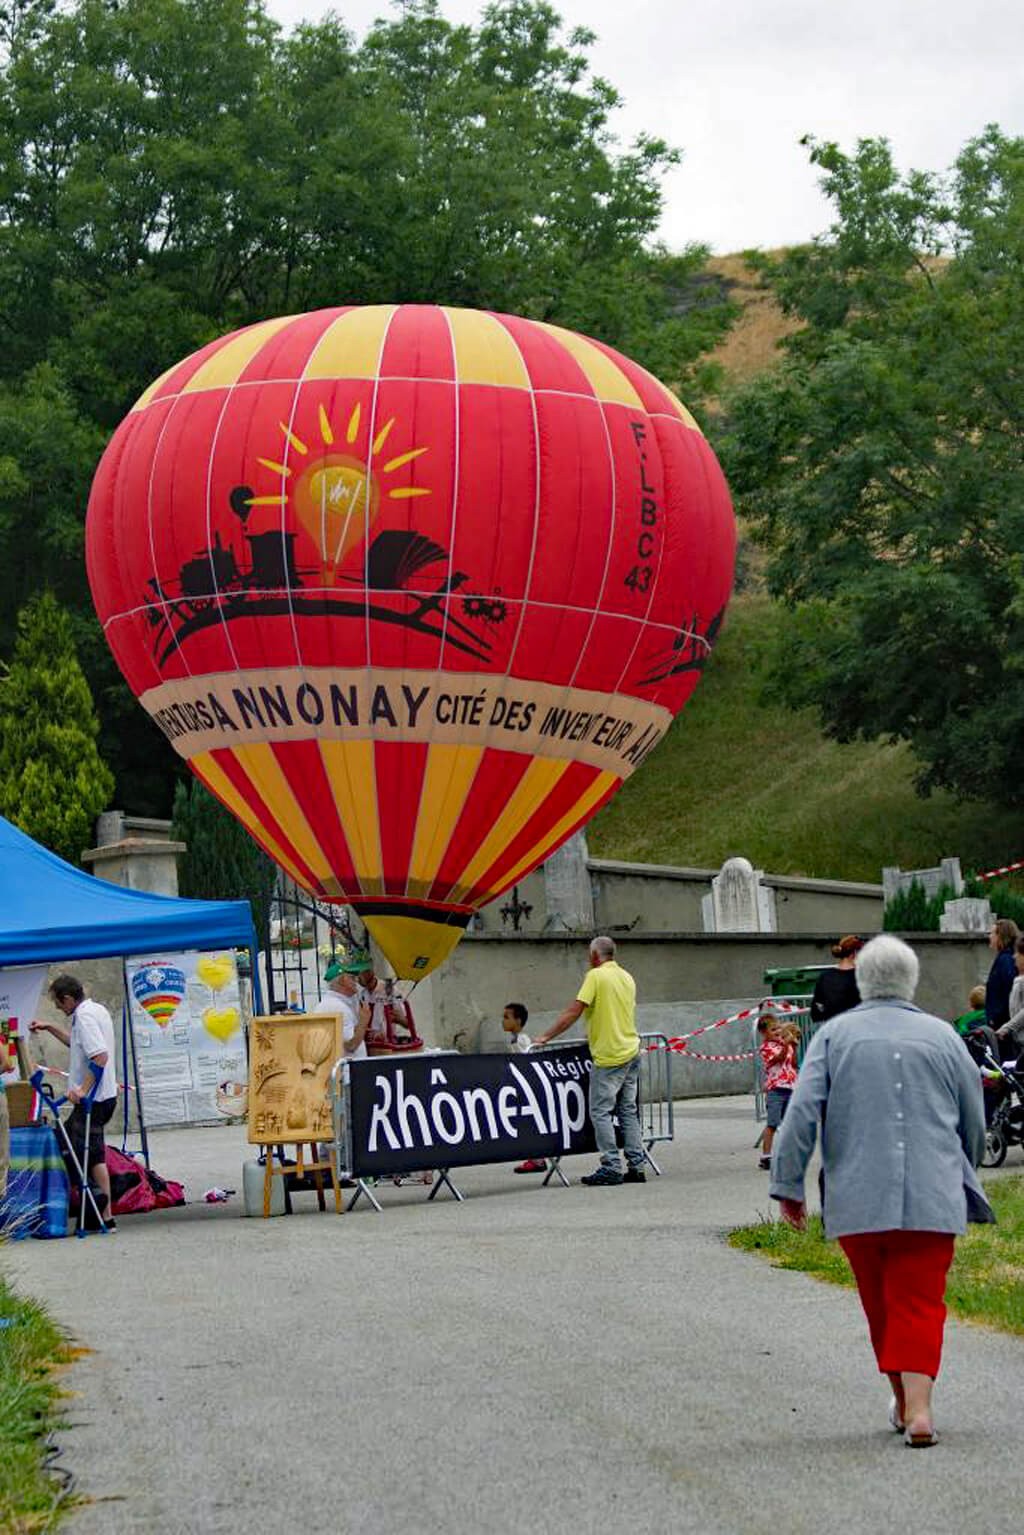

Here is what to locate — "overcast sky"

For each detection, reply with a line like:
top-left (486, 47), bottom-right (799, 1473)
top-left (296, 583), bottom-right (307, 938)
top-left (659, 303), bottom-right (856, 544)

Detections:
top-left (265, 0), bottom-right (1022, 254)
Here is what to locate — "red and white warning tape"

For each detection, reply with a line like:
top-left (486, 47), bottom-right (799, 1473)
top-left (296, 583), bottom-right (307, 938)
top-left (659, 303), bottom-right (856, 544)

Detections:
top-left (975, 858), bottom-right (1024, 882)
top-left (646, 999), bottom-right (809, 1062)
top-left (677, 1048), bottom-right (758, 1062)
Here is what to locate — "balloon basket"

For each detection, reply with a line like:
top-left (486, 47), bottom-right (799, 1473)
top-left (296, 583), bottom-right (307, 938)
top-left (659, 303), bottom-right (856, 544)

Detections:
top-left (366, 1035), bottom-right (424, 1056)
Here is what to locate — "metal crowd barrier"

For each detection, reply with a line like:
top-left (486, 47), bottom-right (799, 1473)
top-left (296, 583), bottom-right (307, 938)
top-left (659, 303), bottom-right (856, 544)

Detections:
top-left (546, 1031), bottom-right (674, 1175)
top-left (328, 1051), bottom-right (462, 1212)
top-left (328, 1034), bottom-right (675, 1203)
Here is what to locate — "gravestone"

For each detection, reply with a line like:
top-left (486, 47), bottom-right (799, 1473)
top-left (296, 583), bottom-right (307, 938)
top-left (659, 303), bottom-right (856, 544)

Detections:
top-left (701, 857), bottom-right (777, 933)
top-left (939, 897), bottom-right (994, 935)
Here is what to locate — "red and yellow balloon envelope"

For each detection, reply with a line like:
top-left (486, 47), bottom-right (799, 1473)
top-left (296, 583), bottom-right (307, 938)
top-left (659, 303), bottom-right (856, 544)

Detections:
top-left (86, 306), bottom-right (735, 978)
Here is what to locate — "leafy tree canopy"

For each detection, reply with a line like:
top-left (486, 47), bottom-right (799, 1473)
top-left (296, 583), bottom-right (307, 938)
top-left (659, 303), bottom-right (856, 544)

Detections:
top-left (718, 128), bottom-right (1024, 806)
top-left (0, 588), bottom-right (114, 861)
top-left (0, 0), bottom-right (732, 813)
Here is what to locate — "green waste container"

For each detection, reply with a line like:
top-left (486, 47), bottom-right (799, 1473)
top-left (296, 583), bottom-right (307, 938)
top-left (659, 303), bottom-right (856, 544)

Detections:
top-left (762, 964), bottom-right (828, 1001)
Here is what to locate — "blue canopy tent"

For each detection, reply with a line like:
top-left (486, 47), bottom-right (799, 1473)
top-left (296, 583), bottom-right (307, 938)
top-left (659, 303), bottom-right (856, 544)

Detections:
top-left (0, 813), bottom-right (263, 1159)
top-left (0, 813), bottom-right (260, 967)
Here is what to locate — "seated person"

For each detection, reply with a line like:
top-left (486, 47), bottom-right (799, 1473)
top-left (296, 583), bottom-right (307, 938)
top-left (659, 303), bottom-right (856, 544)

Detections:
top-left (952, 984), bottom-right (987, 1037)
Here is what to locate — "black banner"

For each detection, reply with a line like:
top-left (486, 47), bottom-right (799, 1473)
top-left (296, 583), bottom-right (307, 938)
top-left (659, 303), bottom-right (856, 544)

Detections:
top-left (347, 1046), bottom-right (597, 1176)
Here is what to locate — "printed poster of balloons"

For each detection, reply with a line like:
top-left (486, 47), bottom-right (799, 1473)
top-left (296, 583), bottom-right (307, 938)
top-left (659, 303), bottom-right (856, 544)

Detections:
top-left (125, 950), bottom-right (247, 1128)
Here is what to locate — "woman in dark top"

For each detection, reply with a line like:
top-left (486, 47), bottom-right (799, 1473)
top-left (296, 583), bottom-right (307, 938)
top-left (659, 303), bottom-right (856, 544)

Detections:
top-left (810, 934), bottom-right (864, 1023)
top-left (985, 917), bottom-right (1020, 1028)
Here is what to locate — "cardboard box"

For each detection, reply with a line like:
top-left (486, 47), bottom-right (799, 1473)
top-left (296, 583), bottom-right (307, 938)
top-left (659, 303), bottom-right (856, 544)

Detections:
top-left (6, 1081), bottom-right (38, 1128)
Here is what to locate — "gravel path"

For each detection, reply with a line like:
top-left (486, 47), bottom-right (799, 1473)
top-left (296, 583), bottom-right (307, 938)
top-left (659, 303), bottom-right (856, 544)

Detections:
top-left (5, 1096), bottom-right (1022, 1534)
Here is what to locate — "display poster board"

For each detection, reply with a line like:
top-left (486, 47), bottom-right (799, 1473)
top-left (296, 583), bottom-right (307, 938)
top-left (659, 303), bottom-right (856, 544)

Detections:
top-left (247, 1013), bottom-right (342, 1145)
top-left (126, 952), bottom-right (247, 1127)
top-left (347, 1044), bottom-right (598, 1177)
top-left (0, 965), bottom-right (47, 1084)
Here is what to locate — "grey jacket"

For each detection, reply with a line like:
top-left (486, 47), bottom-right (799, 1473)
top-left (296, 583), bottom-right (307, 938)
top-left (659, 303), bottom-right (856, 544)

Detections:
top-left (997, 974), bottom-right (1024, 1052)
top-left (769, 999), bottom-right (989, 1239)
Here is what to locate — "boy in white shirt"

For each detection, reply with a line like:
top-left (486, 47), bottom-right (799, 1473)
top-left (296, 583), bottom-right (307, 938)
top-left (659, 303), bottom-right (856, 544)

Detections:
top-left (503, 1004), bottom-right (546, 1175)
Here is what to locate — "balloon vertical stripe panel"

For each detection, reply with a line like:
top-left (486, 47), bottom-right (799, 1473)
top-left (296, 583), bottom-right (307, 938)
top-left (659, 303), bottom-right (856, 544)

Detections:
top-left (88, 304), bottom-right (735, 977)
top-left (193, 753), bottom-right (310, 890)
top-left (202, 747), bottom-right (324, 892)
top-left (458, 759), bottom-right (610, 906)
top-left (266, 738), bottom-right (362, 896)
top-left (373, 739), bottom-right (429, 896)
top-left (406, 744), bottom-right (484, 899)
top-left (317, 740), bottom-right (385, 895)
top-left (475, 770), bottom-right (621, 908)
top-left (426, 749), bottom-right (540, 902)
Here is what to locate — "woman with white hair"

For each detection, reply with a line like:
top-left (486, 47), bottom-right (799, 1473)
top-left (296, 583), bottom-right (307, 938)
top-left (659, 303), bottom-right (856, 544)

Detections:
top-left (769, 933), bottom-right (991, 1448)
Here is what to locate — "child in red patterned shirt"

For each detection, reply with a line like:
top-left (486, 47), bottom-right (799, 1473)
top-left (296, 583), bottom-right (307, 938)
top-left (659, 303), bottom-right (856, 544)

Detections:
top-left (756, 1008), bottom-right (800, 1171)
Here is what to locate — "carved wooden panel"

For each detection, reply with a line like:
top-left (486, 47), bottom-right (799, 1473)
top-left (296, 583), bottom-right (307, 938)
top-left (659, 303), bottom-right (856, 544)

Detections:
top-left (247, 1014), bottom-right (342, 1145)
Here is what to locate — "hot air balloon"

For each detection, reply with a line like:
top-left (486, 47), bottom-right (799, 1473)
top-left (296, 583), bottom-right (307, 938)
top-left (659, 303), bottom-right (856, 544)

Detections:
top-left (131, 964), bottom-right (187, 1027)
top-left (87, 306), bottom-right (735, 978)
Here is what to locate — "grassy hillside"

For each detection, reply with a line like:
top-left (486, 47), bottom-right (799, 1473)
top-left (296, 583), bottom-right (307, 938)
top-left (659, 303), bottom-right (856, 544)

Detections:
top-left (588, 595), bottom-right (1024, 884)
top-left (703, 252), bottom-right (800, 389)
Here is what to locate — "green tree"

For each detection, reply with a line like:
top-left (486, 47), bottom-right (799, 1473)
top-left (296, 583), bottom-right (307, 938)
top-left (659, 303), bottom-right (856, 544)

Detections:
top-left (171, 777), bottom-right (278, 955)
top-left (0, 0), bottom-right (734, 814)
top-left (0, 589), bottom-right (114, 861)
top-left (719, 129), bottom-right (1024, 805)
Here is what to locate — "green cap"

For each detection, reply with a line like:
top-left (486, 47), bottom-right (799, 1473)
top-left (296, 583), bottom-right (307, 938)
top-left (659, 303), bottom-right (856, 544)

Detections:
top-left (325, 954), bottom-right (371, 981)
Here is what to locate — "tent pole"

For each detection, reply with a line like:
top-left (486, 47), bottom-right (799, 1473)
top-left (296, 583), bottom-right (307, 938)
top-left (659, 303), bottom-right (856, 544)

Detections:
top-left (123, 959), bottom-right (151, 1169)
top-left (250, 932), bottom-right (265, 1015)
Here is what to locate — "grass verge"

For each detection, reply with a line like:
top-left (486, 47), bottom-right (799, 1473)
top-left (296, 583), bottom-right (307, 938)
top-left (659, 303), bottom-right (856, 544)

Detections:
top-left (728, 1174), bottom-right (1024, 1335)
top-left (588, 594), bottom-right (1024, 881)
top-left (0, 1269), bottom-right (75, 1532)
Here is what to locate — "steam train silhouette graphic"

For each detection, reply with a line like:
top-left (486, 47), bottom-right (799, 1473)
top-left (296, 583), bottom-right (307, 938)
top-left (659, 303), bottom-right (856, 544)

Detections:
top-left (144, 483), bottom-right (507, 670)
top-left (143, 482), bottom-right (723, 687)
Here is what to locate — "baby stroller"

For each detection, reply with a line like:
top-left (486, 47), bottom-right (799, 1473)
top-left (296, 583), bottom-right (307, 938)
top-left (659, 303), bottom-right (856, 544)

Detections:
top-left (973, 1038), bottom-right (1024, 1168)
top-left (964, 1025), bottom-right (1007, 1129)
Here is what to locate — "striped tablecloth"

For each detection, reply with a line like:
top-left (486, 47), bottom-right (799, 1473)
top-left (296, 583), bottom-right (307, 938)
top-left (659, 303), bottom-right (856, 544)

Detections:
top-left (1, 1126), bottom-right (69, 1239)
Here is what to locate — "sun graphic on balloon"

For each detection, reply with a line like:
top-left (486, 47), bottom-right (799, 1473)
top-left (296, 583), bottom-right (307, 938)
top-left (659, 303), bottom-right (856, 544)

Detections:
top-left (243, 401), bottom-right (430, 585)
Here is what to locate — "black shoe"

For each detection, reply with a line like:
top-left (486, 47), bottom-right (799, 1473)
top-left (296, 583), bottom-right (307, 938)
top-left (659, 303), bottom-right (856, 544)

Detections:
top-left (623, 1165), bottom-right (646, 1183)
top-left (581, 1165), bottom-right (624, 1186)
top-left (81, 1189), bottom-right (111, 1231)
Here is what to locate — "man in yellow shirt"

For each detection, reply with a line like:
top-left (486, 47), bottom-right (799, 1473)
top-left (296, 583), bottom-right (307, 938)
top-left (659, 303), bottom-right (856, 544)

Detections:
top-left (533, 936), bottom-right (645, 1186)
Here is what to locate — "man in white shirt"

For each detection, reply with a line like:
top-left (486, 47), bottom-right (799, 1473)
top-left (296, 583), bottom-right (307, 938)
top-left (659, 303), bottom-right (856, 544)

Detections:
top-left (31, 973), bottom-right (118, 1225)
top-left (314, 960), bottom-right (371, 1063)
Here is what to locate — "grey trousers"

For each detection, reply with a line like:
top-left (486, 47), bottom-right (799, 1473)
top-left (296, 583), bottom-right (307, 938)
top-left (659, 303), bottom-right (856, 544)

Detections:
top-left (588, 1054), bottom-right (644, 1169)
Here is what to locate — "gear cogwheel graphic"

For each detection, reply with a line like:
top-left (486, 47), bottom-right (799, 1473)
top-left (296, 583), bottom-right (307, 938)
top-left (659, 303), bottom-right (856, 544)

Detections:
top-left (462, 595), bottom-right (508, 626)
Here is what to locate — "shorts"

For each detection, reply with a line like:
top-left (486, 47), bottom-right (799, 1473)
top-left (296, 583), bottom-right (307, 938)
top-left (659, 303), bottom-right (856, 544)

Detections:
top-left (765, 1087), bottom-right (793, 1130)
top-left (64, 1096), bottom-right (117, 1173)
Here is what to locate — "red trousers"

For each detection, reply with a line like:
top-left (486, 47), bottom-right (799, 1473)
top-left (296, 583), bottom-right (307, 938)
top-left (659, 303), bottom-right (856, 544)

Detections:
top-left (838, 1230), bottom-right (956, 1379)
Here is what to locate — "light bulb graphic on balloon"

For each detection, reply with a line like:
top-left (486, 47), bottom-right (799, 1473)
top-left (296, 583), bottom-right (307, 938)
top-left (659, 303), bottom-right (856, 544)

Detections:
top-left (196, 953), bottom-right (240, 1045)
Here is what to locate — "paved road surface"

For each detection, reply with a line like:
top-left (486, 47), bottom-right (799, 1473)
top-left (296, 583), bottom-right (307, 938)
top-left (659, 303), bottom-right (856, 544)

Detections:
top-left (5, 1096), bottom-right (1023, 1534)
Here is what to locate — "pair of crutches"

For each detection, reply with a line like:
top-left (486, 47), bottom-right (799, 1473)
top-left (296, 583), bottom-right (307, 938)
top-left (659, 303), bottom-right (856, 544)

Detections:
top-left (30, 1060), bottom-right (112, 1238)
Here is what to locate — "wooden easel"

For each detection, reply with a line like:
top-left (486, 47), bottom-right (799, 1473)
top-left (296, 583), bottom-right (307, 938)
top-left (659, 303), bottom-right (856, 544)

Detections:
top-left (263, 1141), bottom-right (342, 1218)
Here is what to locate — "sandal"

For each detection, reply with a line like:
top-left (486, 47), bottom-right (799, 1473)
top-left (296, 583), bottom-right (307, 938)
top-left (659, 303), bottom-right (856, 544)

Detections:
top-left (887, 1397), bottom-right (905, 1433)
top-left (904, 1427), bottom-right (939, 1448)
